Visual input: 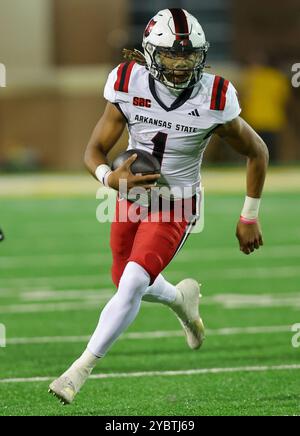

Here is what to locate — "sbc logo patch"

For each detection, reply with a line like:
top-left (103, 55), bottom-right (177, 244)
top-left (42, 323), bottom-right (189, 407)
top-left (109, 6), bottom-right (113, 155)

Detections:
top-left (133, 97), bottom-right (152, 108)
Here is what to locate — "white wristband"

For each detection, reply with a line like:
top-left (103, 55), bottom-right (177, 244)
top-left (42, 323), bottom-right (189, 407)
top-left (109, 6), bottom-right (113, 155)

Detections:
top-left (95, 164), bottom-right (112, 187)
top-left (241, 196), bottom-right (261, 220)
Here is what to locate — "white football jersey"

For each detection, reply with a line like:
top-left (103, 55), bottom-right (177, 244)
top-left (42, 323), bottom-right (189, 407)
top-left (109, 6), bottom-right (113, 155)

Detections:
top-left (104, 62), bottom-right (241, 199)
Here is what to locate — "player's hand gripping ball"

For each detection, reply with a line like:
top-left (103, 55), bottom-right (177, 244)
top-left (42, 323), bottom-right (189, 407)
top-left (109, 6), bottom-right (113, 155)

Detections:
top-left (109, 149), bottom-right (161, 192)
top-left (112, 149), bottom-right (160, 175)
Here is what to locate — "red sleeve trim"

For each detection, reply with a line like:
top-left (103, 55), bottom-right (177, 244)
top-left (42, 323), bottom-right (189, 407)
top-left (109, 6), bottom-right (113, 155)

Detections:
top-left (114, 61), bottom-right (135, 93)
top-left (210, 76), bottom-right (229, 111)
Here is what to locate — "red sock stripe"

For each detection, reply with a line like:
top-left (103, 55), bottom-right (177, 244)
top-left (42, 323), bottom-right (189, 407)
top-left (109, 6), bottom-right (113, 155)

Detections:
top-left (210, 76), bottom-right (229, 110)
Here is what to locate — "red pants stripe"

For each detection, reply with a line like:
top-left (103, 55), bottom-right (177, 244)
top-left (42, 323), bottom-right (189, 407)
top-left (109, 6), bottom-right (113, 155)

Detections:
top-left (110, 196), bottom-right (196, 286)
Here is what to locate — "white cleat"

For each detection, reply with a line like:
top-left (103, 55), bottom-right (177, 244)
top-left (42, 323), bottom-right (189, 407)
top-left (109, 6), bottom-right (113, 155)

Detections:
top-left (48, 368), bottom-right (90, 405)
top-left (170, 279), bottom-right (205, 350)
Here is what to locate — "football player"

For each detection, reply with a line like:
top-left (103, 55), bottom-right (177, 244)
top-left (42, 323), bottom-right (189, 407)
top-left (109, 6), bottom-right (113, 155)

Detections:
top-left (49, 8), bottom-right (268, 404)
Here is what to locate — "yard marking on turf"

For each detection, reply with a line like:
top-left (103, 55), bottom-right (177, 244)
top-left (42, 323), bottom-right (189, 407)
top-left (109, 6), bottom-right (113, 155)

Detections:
top-left (204, 293), bottom-right (300, 309)
top-left (1, 244), bottom-right (299, 269)
top-left (1, 263), bottom-right (300, 293)
top-left (1, 292), bottom-right (300, 312)
top-left (224, 266), bottom-right (300, 279)
top-left (0, 274), bottom-right (112, 288)
top-left (0, 253), bottom-right (110, 268)
top-left (20, 289), bottom-right (114, 301)
top-left (1, 364), bottom-right (300, 384)
top-left (5, 325), bottom-right (292, 345)
top-left (0, 301), bottom-right (101, 313)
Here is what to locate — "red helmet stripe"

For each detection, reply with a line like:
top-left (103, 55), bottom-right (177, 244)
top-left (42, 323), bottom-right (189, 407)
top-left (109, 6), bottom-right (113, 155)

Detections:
top-left (169, 8), bottom-right (189, 40)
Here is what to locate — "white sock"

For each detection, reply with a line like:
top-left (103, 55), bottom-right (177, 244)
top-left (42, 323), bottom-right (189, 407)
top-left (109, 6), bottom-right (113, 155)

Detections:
top-left (87, 261), bottom-right (150, 357)
top-left (142, 274), bottom-right (182, 305)
top-left (69, 349), bottom-right (99, 373)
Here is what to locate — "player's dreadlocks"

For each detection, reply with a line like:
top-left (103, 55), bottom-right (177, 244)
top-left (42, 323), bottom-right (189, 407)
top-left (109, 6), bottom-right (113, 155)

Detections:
top-left (122, 48), bottom-right (147, 66)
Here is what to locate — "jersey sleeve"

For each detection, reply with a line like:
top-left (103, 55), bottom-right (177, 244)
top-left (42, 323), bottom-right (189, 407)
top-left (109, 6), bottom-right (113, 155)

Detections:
top-left (222, 82), bottom-right (241, 123)
top-left (103, 66), bottom-right (127, 104)
top-left (103, 63), bottom-right (136, 120)
top-left (103, 67), bottom-right (118, 103)
top-left (209, 76), bottom-right (241, 124)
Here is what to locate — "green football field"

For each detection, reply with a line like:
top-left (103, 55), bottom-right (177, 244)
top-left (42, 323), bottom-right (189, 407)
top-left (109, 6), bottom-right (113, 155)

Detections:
top-left (0, 189), bottom-right (300, 416)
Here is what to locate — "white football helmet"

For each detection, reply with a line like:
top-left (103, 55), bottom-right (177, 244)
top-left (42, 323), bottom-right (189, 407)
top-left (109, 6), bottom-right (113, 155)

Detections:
top-left (142, 8), bottom-right (209, 90)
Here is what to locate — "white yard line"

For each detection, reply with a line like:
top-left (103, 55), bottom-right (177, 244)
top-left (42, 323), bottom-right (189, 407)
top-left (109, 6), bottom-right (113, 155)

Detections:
top-left (0, 254), bottom-right (110, 268)
top-left (177, 245), bottom-right (300, 262)
top-left (224, 266), bottom-right (300, 279)
top-left (1, 364), bottom-right (300, 384)
top-left (0, 275), bottom-right (112, 288)
top-left (1, 292), bottom-right (300, 312)
top-left (0, 301), bottom-right (102, 313)
top-left (204, 293), bottom-right (300, 309)
top-left (0, 265), bottom-right (299, 294)
top-left (1, 245), bottom-right (299, 268)
top-left (5, 325), bottom-right (292, 345)
top-left (20, 289), bottom-right (114, 301)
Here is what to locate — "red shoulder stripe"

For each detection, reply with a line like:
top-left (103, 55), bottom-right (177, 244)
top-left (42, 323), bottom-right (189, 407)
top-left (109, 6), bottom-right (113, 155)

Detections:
top-left (122, 61), bottom-right (135, 93)
top-left (114, 63), bottom-right (126, 92)
top-left (114, 61), bottom-right (135, 93)
top-left (219, 79), bottom-right (229, 110)
top-left (210, 76), bottom-right (221, 110)
top-left (210, 76), bottom-right (229, 110)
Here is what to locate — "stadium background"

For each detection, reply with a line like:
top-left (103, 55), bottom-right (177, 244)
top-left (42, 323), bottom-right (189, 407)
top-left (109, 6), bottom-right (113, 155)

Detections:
top-left (0, 0), bottom-right (300, 416)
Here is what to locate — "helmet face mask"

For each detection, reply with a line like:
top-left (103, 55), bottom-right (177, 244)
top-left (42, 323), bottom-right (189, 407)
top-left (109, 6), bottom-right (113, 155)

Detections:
top-left (142, 9), bottom-right (209, 90)
top-left (154, 45), bottom-right (208, 90)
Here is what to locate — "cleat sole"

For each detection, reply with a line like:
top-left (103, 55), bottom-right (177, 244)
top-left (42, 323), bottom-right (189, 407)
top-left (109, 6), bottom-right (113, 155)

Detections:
top-left (48, 387), bottom-right (71, 405)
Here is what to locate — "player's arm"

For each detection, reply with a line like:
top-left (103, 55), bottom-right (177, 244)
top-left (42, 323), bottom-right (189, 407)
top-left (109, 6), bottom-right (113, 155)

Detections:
top-left (84, 102), bottom-right (160, 190)
top-left (215, 116), bottom-right (269, 255)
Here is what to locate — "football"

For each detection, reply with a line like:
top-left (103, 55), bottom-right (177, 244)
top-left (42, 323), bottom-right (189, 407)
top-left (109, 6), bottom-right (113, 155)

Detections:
top-left (111, 149), bottom-right (161, 175)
